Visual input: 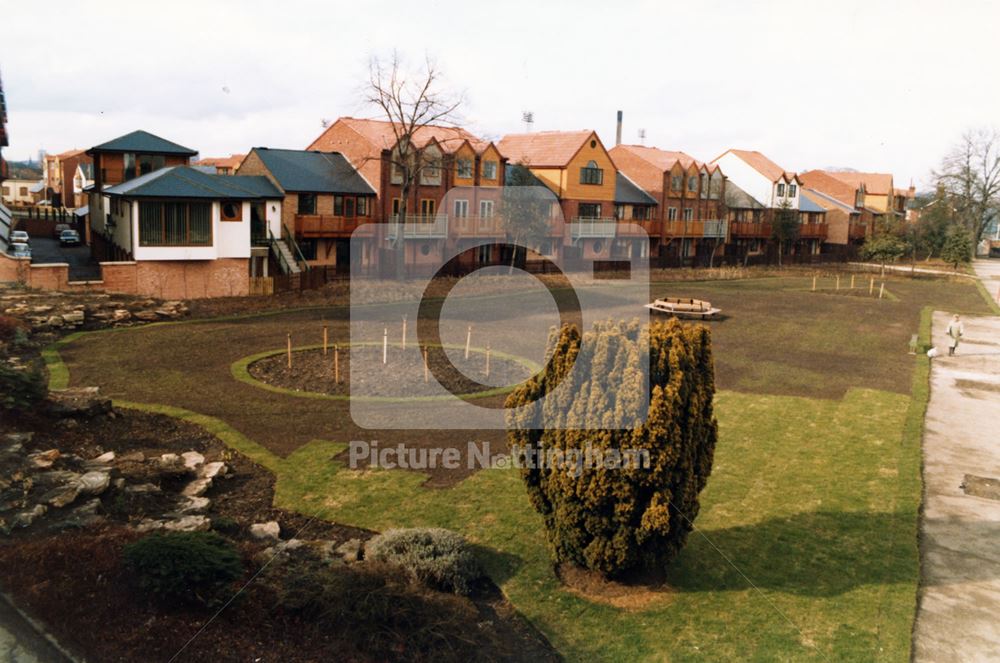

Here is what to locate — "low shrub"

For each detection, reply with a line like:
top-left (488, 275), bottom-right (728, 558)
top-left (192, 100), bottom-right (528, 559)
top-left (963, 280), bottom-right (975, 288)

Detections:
top-left (210, 516), bottom-right (241, 535)
top-left (0, 364), bottom-right (46, 412)
top-left (0, 316), bottom-right (26, 342)
top-left (365, 528), bottom-right (481, 595)
top-left (123, 531), bottom-right (243, 607)
top-left (264, 558), bottom-right (486, 660)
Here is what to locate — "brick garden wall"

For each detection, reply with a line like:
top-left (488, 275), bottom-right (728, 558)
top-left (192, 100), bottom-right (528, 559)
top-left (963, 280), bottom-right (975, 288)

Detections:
top-left (0, 252), bottom-right (249, 299)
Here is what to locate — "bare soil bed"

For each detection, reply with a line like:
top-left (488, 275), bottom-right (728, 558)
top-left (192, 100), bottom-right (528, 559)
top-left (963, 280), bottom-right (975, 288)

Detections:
top-left (0, 408), bottom-right (558, 662)
top-left (248, 346), bottom-right (535, 398)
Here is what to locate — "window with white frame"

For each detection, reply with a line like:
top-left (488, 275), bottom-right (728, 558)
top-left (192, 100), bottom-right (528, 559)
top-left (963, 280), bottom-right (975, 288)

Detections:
top-left (777, 183), bottom-right (786, 197)
top-left (479, 200), bottom-right (494, 218)
top-left (453, 199), bottom-right (469, 218)
top-left (667, 207), bottom-right (678, 221)
top-left (788, 184), bottom-right (797, 198)
top-left (683, 208), bottom-right (693, 221)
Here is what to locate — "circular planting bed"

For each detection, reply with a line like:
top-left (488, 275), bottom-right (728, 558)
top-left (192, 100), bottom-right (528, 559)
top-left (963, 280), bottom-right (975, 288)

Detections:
top-left (243, 345), bottom-right (538, 400)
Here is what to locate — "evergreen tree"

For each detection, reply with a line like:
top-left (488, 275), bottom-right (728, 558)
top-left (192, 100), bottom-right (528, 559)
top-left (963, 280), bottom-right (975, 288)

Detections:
top-left (940, 229), bottom-right (974, 269)
top-left (771, 201), bottom-right (800, 267)
top-left (505, 319), bottom-right (717, 578)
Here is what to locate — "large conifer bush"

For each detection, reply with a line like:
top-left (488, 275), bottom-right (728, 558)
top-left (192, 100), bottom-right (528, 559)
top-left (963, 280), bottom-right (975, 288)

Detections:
top-left (505, 319), bottom-right (717, 577)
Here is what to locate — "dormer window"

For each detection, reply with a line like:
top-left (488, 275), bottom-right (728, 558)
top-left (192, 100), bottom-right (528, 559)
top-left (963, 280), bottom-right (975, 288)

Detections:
top-left (671, 175), bottom-right (682, 191)
top-left (788, 184), bottom-right (797, 198)
top-left (482, 160), bottom-right (497, 180)
top-left (777, 183), bottom-right (786, 197)
top-left (456, 158), bottom-right (473, 179)
top-left (687, 176), bottom-right (698, 192)
top-left (580, 160), bottom-right (603, 185)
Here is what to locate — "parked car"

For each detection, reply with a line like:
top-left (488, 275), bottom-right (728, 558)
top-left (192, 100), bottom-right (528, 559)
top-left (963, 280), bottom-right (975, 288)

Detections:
top-left (9, 242), bottom-right (31, 258)
top-left (52, 223), bottom-right (71, 239)
top-left (11, 230), bottom-right (29, 244)
top-left (59, 229), bottom-right (81, 246)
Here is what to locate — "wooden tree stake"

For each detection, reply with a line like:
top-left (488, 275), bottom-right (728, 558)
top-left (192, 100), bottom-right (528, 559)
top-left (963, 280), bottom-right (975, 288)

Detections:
top-left (334, 345), bottom-right (340, 383)
top-left (850, 274), bottom-right (856, 289)
top-left (323, 324), bottom-right (329, 356)
top-left (836, 275), bottom-right (840, 290)
top-left (812, 275), bottom-right (817, 292)
top-left (485, 344), bottom-right (491, 378)
top-left (287, 333), bottom-right (292, 369)
top-left (869, 277), bottom-right (875, 296)
top-left (879, 282), bottom-right (885, 299)
top-left (383, 327), bottom-right (388, 365)
top-left (465, 325), bottom-right (472, 360)
top-left (401, 315), bottom-right (407, 350)
top-left (422, 346), bottom-right (429, 383)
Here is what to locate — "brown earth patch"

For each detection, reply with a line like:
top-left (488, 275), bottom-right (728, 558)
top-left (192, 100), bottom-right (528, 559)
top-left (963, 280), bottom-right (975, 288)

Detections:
top-left (555, 563), bottom-right (674, 611)
top-left (248, 346), bottom-right (534, 398)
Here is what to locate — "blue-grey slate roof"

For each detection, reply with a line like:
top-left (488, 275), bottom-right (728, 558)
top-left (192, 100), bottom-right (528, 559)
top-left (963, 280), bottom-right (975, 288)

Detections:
top-left (798, 192), bottom-right (827, 214)
top-left (104, 166), bottom-right (282, 200)
top-left (88, 130), bottom-right (198, 156)
top-left (614, 171), bottom-right (658, 206)
top-left (249, 148), bottom-right (375, 195)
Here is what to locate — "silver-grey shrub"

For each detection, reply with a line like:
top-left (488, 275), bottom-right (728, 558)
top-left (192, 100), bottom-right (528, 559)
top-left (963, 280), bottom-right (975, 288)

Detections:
top-left (365, 528), bottom-right (481, 595)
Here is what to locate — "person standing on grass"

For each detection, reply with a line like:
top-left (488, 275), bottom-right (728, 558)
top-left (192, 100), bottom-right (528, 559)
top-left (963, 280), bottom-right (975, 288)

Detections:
top-left (947, 314), bottom-right (964, 356)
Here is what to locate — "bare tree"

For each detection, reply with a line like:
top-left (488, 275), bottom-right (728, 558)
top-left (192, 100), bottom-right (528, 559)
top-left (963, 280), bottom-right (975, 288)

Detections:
top-left (499, 163), bottom-right (552, 273)
top-left (933, 128), bottom-right (1000, 243)
top-left (363, 52), bottom-right (463, 276)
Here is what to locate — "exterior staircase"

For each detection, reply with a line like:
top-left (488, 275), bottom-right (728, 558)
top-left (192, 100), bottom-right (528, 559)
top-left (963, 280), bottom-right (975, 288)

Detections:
top-left (271, 237), bottom-right (302, 274)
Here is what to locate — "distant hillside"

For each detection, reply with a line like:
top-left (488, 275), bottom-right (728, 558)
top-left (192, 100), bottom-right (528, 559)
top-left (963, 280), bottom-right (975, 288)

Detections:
top-left (6, 161), bottom-right (42, 179)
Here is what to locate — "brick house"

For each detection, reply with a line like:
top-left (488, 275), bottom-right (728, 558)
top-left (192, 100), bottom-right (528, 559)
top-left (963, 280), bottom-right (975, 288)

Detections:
top-left (713, 149), bottom-right (827, 261)
top-left (497, 130), bottom-right (618, 262)
top-left (609, 144), bottom-right (727, 265)
top-left (0, 68), bottom-right (7, 185)
top-left (87, 130), bottom-right (199, 257)
top-left (237, 147), bottom-right (377, 274)
top-left (307, 117), bottom-right (507, 275)
top-left (800, 169), bottom-right (872, 246)
top-left (97, 165), bottom-right (282, 297)
top-left (195, 154), bottom-right (246, 175)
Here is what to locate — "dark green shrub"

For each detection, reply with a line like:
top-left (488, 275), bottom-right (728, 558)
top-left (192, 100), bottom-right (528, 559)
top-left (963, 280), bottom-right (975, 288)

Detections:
top-left (0, 365), bottom-right (46, 412)
top-left (365, 528), bottom-right (481, 594)
top-left (506, 319), bottom-right (718, 578)
top-left (210, 516), bottom-right (241, 535)
top-left (0, 316), bottom-right (26, 342)
top-left (123, 531), bottom-right (243, 606)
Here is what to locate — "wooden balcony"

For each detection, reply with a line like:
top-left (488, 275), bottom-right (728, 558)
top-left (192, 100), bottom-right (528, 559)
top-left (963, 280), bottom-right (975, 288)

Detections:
top-left (616, 219), bottom-right (660, 237)
top-left (731, 221), bottom-right (773, 238)
top-left (664, 220), bottom-right (728, 238)
top-left (798, 222), bottom-right (828, 240)
top-left (450, 215), bottom-right (505, 238)
top-left (294, 214), bottom-right (364, 237)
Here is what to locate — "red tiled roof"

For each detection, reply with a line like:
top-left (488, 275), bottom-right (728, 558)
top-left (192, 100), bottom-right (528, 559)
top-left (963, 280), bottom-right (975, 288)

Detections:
top-left (309, 117), bottom-right (477, 155)
top-left (800, 170), bottom-right (860, 207)
top-left (716, 149), bottom-right (797, 183)
top-left (613, 144), bottom-right (702, 171)
top-left (56, 148), bottom-right (86, 159)
top-left (826, 171), bottom-right (893, 196)
top-left (497, 130), bottom-right (596, 167)
top-left (196, 154), bottom-right (247, 169)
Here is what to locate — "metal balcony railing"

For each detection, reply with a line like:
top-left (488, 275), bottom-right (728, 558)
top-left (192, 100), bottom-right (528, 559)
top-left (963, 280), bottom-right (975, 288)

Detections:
top-left (570, 217), bottom-right (617, 239)
top-left (386, 214), bottom-right (449, 240)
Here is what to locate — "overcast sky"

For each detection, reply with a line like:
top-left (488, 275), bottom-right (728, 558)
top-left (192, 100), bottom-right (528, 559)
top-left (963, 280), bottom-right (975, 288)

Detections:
top-left (3, 0), bottom-right (998, 189)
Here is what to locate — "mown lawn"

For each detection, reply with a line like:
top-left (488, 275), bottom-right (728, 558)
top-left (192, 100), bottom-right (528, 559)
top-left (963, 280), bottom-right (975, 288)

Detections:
top-left (48, 272), bottom-right (993, 661)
